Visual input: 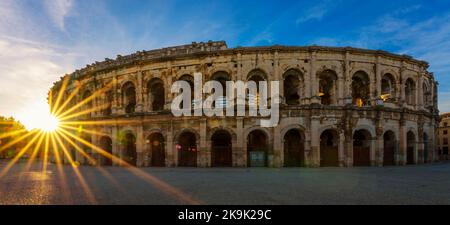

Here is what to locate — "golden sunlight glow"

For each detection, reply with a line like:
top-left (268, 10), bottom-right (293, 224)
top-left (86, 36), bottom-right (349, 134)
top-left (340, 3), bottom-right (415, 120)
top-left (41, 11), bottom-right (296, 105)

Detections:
top-left (16, 102), bottom-right (60, 132)
top-left (0, 78), bottom-right (200, 204)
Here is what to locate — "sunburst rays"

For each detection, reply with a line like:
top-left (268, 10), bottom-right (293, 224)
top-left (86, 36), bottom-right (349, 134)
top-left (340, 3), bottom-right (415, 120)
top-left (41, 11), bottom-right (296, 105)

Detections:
top-left (0, 78), bottom-right (201, 205)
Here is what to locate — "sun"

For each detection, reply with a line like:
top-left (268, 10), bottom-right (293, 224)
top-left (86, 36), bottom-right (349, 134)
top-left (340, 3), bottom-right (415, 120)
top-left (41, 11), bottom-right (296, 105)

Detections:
top-left (16, 102), bottom-right (61, 132)
top-left (40, 113), bottom-right (61, 132)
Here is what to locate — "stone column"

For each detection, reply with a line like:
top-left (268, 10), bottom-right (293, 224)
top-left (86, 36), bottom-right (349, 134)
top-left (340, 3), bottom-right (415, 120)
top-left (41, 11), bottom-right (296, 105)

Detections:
top-left (166, 125), bottom-right (175, 167)
top-left (310, 51), bottom-right (321, 104)
top-left (417, 75), bottom-right (424, 110)
top-left (112, 71), bottom-right (119, 115)
top-left (310, 117), bottom-right (320, 167)
top-left (339, 132), bottom-right (346, 167)
top-left (344, 131), bottom-right (353, 167)
top-left (344, 51), bottom-right (351, 101)
top-left (398, 121), bottom-right (406, 165)
top-left (136, 71), bottom-right (144, 112)
top-left (198, 119), bottom-right (209, 167)
top-left (399, 65), bottom-right (406, 107)
top-left (236, 53), bottom-right (243, 81)
top-left (273, 125), bottom-right (282, 168)
top-left (337, 77), bottom-right (345, 105)
top-left (111, 126), bottom-right (120, 166)
top-left (136, 125), bottom-right (144, 167)
top-left (304, 130), bottom-right (312, 167)
top-left (143, 86), bottom-right (149, 111)
top-left (370, 137), bottom-right (377, 166)
top-left (165, 68), bottom-right (173, 110)
top-left (376, 134), bottom-right (384, 166)
top-left (235, 118), bottom-right (245, 167)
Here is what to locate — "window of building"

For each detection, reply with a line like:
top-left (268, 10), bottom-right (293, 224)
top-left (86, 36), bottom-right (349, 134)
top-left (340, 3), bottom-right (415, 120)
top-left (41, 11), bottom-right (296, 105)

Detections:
top-left (444, 130), bottom-right (448, 135)
top-left (444, 138), bottom-right (448, 145)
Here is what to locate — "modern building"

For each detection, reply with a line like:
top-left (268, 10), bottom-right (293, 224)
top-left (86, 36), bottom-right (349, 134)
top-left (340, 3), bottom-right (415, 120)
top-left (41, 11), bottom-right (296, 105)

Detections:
top-left (50, 41), bottom-right (439, 167)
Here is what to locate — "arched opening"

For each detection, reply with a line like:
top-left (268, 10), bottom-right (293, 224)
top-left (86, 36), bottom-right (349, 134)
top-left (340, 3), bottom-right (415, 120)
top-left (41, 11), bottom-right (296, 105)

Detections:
top-left (99, 136), bottom-right (113, 166)
top-left (353, 129), bottom-right (371, 166)
top-left (211, 71), bottom-right (231, 108)
top-left (122, 82), bottom-right (136, 114)
top-left (178, 75), bottom-right (195, 109)
top-left (383, 131), bottom-right (396, 166)
top-left (123, 132), bottom-right (137, 166)
top-left (283, 129), bottom-right (305, 167)
top-left (147, 133), bottom-right (165, 167)
top-left (405, 78), bottom-right (416, 106)
top-left (318, 70), bottom-right (337, 105)
top-left (407, 131), bottom-right (416, 165)
top-left (381, 73), bottom-right (396, 102)
top-left (283, 69), bottom-right (302, 105)
top-left (247, 130), bottom-right (268, 167)
top-left (352, 71), bottom-right (370, 107)
top-left (423, 133), bottom-right (429, 163)
top-left (320, 129), bottom-right (339, 167)
top-left (211, 130), bottom-right (232, 167)
top-left (177, 131), bottom-right (197, 167)
top-left (148, 78), bottom-right (165, 111)
top-left (247, 69), bottom-right (266, 106)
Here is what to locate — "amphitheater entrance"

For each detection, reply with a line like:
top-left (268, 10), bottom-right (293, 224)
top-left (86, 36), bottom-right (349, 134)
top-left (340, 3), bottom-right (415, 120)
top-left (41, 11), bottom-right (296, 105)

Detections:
top-left (320, 129), bottom-right (339, 167)
top-left (100, 136), bottom-right (113, 166)
top-left (148, 133), bottom-right (165, 167)
top-left (123, 132), bottom-right (137, 166)
top-left (177, 131), bottom-right (197, 167)
top-left (353, 129), bottom-right (371, 166)
top-left (283, 129), bottom-right (305, 167)
top-left (247, 130), bottom-right (268, 167)
top-left (211, 130), bottom-right (232, 167)
top-left (383, 131), bottom-right (396, 166)
top-left (407, 131), bottom-right (416, 165)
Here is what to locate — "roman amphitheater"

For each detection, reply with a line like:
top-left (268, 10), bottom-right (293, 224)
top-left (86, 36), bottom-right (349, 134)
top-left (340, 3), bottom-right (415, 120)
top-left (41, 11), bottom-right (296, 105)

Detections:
top-left (50, 41), bottom-right (439, 168)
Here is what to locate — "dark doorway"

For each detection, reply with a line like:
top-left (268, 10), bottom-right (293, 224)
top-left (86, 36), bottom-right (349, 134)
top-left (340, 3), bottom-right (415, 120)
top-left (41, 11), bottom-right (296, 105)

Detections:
top-left (211, 130), bottom-right (232, 167)
top-left (320, 129), bottom-right (339, 167)
top-left (407, 131), bottom-right (415, 165)
top-left (383, 131), bottom-right (396, 166)
top-left (178, 132), bottom-right (197, 167)
top-left (100, 136), bottom-right (113, 166)
top-left (353, 130), bottom-right (371, 166)
top-left (284, 129), bottom-right (305, 167)
top-left (124, 133), bottom-right (137, 166)
top-left (148, 133), bottom-right (165, 167)
top-left (247, 130), bottom-right (268, 167)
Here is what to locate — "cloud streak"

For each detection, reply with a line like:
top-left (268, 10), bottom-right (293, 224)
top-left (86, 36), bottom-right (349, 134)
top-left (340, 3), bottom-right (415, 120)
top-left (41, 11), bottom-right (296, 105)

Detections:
top-left (43, 0), bottom-right (74, 30)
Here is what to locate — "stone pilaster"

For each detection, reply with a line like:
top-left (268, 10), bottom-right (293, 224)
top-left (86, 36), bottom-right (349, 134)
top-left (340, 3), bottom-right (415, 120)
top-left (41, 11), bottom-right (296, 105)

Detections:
top-left (234, 117), bottom-right (245, 167)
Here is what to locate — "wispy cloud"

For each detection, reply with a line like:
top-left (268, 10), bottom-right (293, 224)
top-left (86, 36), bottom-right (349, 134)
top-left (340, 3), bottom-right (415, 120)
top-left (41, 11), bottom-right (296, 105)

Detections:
top-left (43, 0), bottom-right (74, 30)
top-left (295, 0), bottom-right (336, 24)
top-left (313, 5), bottom-right (450, 112)
top-left (0, 36), bottom-right (76, 120)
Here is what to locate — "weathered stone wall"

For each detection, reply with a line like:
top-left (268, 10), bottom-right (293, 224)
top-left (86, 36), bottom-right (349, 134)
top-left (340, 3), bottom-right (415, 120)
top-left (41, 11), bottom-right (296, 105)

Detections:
top-left (51, 41), bottom-right (439, 167)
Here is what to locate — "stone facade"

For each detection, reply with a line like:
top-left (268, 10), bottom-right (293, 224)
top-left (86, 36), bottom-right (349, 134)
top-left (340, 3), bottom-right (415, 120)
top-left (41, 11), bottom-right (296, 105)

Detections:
top-left (437, 113), bottom-right (450, 160)
top-left (50, 41), bottom-right (439, 168)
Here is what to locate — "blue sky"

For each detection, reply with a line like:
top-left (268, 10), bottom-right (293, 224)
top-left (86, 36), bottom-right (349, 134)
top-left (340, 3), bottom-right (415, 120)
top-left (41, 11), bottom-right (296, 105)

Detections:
top-left (1, 0), bottom-right (450, 122)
